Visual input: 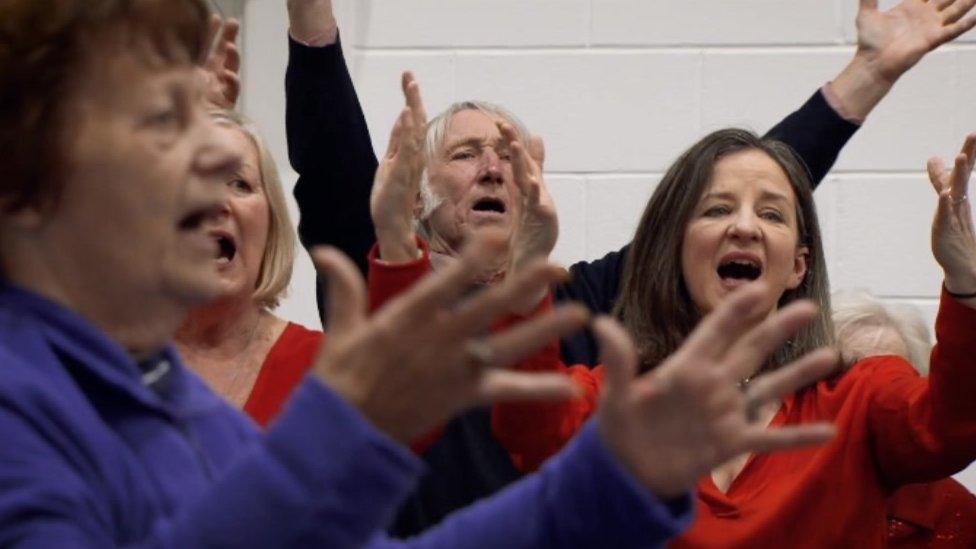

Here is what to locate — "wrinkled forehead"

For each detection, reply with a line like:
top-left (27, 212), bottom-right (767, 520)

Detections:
top-left (441, 109), bottom-right (507, 148)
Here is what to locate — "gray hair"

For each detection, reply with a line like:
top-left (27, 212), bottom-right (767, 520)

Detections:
top-left (415, 100), bottom-right (532, 240)
top-left (831, 290), bottom-right (931, 374)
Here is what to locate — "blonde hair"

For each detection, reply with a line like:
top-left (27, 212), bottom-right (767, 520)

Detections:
top-left (211, 110), bottom-right (296, 310)
top-left (415, 100), bottom-right (531, 240)
top-left (831, 290), bottom-right (932, 374)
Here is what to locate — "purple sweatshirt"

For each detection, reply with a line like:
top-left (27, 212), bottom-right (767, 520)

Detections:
top-left (0, 282), bottom-right (691, 548)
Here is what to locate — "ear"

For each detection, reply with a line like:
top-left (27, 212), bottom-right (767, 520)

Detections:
top-left (787, 245), bottom-right (809, 290)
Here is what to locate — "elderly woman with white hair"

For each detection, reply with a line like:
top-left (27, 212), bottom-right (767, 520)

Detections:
top-left (831, 290), bottom-right (976, 548)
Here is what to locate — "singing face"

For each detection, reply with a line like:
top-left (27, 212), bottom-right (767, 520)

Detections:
top-left (681, 149), bottom-right (809, 316)
top-left (423, 109), bottom-right (523, 253)
top-left (49, 47), bottom-right (241, 311)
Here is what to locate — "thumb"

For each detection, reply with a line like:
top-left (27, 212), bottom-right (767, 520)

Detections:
top-left (311, 246), bottom-right (368, 337)
top-left (927, 157), bottom-right (948, 195)
top-left (594, 316), bottom-right (638, 401)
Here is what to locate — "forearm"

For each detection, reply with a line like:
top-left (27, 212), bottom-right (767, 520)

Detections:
top-left (370, 422), bottom-right (691, 549)
top-left (828, 53), bottom-right (896, 123)
top-left (287, 36), bottom-right (378, 275)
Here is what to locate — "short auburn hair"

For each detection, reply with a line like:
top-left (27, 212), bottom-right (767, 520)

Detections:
top-left (0, 0), bottom-right (210, 213)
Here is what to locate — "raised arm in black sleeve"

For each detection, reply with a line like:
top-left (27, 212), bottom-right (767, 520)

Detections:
top-left (555, 88), bottom-right (861, 365)
top-left (287, 36), bottom-right (378, 278)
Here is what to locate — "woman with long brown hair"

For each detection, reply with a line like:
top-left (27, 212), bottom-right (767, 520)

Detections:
top-left (485, 128), bottom-right (976, 547)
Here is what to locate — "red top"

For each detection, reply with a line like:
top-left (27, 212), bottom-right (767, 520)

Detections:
top-left (365, 237), bottom-right (976, 547)
top-left (887, 477), bottom-right (976, 548)
top-left (487, 291), bottom-right (976, 548)
top-left (243, 322), bottom-right (323, 427)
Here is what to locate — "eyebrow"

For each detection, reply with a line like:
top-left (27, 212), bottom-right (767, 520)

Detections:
top-left (443, 136), bottom-right (507, 154)
top-left (702, 190), bottom-right (792, 205)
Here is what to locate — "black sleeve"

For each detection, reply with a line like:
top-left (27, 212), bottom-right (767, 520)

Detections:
top-left (286, 35), bottom-right (378, 276)
top-left (763, 88), bottom-right (861, 188)
top-left (286, 35), bottom-right (379, 324)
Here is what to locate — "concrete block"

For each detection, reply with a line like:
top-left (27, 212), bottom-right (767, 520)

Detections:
top-left (592, 0), bottom-right (841, 46)
top-left (454, 51), bottom-right (701, 172)
top-left (548, 177), bottom-right (589, 267)
top-left (349, 0), bottom-right (589, 48)
top-left (584, 175), bottom-right (660, 260)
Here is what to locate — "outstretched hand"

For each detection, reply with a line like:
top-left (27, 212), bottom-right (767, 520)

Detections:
top-left (197, 14), bottom-right (241, 109)
top-left (927, 134), bottom-right (976, 300)
top-left (310, 231), bottom-right (588, 444)
top-left (498, 124), bottom-right (559, 275)
top-left (596, 284), bottom-right (838, 499)
top-left (856, 0), bottom-right (976, 82)
top-left (370, 72), bottom-right (429, 263)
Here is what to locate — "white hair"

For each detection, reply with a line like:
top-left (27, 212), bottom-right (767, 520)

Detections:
top-left (415, 100), bottom-right (532, 240)
top-left (831, 289), bottom-right (932, 374)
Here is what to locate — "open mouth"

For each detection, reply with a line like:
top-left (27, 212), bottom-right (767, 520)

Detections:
top-left (215, 235), bottom-right (237, 264)
top-left (471, 197), bottom-right (507, 215)
top-left (717, 259), bottom-right (762, 282)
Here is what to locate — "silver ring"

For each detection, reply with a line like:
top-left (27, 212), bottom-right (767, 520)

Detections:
top-left (464, 339), bottom-right (495, 370)
top-left (951, 194), bottom-right (969, 205)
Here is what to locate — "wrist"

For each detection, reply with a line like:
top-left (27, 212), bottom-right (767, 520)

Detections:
top-left (944, 268), bottom-right (976, 297)
top-left (376, 226), bottom-right (420, 264)
top-left (287, 1), bottom-right (338, 46)
top-left (829, 53), bottom-right (897, 122)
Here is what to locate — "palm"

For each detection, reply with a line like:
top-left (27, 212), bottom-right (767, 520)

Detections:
top-left (858, 0), bottom-right (976, 81)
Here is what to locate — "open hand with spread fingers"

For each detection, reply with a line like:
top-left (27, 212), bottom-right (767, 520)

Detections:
top-left (497, 123), bottom-right (559, 275)
top-left (595, 283), bottom-right (838, 499)
top-left (309, 231), bottom-right (589, 444)
top-left (927, 133), bottom-right (976, 304)
top-left (197, 14), bottom-right (241, 110)
top-left (370, 71), bottom-right (429, 263)
top-left (856, 0), bottom-right (976, 82)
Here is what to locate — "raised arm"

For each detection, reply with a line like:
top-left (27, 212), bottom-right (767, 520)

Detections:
top-left (869, 134), bottom-right (976, 486)
top-left (286, 0), bottom-right (378, 279)
top-left (767, 0), bottom-right (976, 184)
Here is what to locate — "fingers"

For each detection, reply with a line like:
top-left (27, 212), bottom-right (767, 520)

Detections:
top-left (528, 136), bottom-right (546, 169)
top-left (950, 153), bottom-right (973, 201)
top-left (477, 370), bottom-right (579, 404)
top-left (737, 423), bottom-right (836, 455)
top-left (203, 14), bottom-right (222, 64)
top-left (928, 156), bottom-right (949, 194)
top-left (858, 0), bottom-right (878, 13)
top-left (448, 259), bottom-right (572, 337)
top-left (744, 348), bottom-right (839, 408)
top-left (673, 283), bottom-right (769, 364)
top-left (219, 19), bottom-right (241, 73)
top-left (311, 246), bottom-right (368, 337)
top-left (940, 0), bottom-right (976, 23)
top-left (484, 304), bottom-right (590, 368)
top-left (384, 108), bottom-right (410, 159)
top-left (935, 0), bottom-right (958, 12)
top-left (498, 122), bottom-right (541, 203)
top-left (401, 71), bottom-right (428, 130)
top-left (593, 316), bottom-right (639, 400)
top-left (722, 300), bottom-right (821, 381)
top-left (383, 230), bottom-right (508, 320)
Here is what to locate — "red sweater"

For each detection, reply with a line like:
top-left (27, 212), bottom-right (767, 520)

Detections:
top-left (243, 322), bottom-right (323, 427)
top-left (366, 239), bottom-right (976, 547)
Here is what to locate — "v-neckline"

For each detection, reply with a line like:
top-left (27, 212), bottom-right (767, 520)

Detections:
top-left (703, 398), bottom-right (790, 500)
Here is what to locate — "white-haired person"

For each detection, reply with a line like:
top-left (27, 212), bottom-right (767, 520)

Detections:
top-left (832, 290), bottom-right (976, 548)
top-left (285, 0), bottom-right (976, 535)
top-left (0, 1), bottom-right (845, 546)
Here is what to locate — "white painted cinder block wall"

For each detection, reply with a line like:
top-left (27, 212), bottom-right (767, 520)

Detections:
top-left (238, 0), bottom-right (976, 490)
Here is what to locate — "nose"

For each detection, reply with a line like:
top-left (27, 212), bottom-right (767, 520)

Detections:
top-left (477, 148), bottom-right (504, 186)
top-left (726, 209), bottom-right (762, 241)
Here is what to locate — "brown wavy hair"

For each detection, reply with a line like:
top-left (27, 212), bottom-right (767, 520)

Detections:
top-left (614, 128), bottom-right (834, 372)
top-left (0, 0), bottom-right (210, 214)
